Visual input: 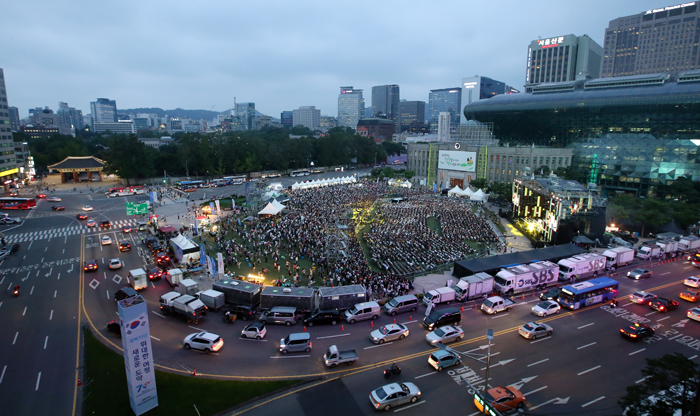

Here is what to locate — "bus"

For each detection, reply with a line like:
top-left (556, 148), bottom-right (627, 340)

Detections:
top-left (558, 277), bottom-right (619, 310)
top-left (176, 180), bottom-right (204, 191)
top-left (106, 185), bottom-right (145, 197)
top-left (210, 179), bottom-right (226, 187)
top-left (223, 175), bottom-right (247, 185)
top-left (0, 197), bottom-right (37, 210)
top-left (290, 169), bottom-right (310, 177)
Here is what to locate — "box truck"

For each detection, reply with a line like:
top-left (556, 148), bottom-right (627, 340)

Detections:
top-left (422, 287), bottom-right (456, 306)
top-left (557, 253), bottom-right (607, 282)
top-left (260, 286), bottom-right (316, 313)
top-left (197, 289), bottom-right (225, 311)
top-left (637, 244), bottom-right (662, 260)
top-left (317, 285), bottom-right (367, 311)
top-left (129, 268), bottom-right (148, 291)
top-left (454, 272), bottom-right (494, 301)
top-left (493, 261), bottom-right (559, 295)
top-left (212, 280), bottom-right (262, 309)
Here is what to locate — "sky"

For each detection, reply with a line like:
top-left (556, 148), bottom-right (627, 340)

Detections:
top-left (4, 0), bottom-right (670, 119)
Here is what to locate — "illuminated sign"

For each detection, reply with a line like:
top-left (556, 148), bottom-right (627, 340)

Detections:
top-left (0, 168), bottom-right (19, 177)
top-left (537, 36), bottom-right (565, 48)
top-left (526, 47), bottom-right (532, 82)
top-left (645, 2), bottom-right (695, 14)
top-left (463, 82), bottom-right (478, 88)
top-left (438, 151), bottom-right (476, 172)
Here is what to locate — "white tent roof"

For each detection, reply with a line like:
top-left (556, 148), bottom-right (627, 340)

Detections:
top-left (170, 234), bottom-right (197, 250)
top-left (271, 199), bottom-right (286, 211)
top-left (258, 202), bottom-right (283, 216)
top-left (462, 187), bottom-right (474, 195)
top-left (472, 189), bottom-right (486, 197)
top-left (448, 186), bottom-right (462, 195)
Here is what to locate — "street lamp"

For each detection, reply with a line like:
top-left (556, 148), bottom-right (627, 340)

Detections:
top-left (484, 329), bottom-right (494, 390)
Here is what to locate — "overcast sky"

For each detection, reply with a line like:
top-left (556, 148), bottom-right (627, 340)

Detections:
top-left (5, 0), bottom-right (668, 119)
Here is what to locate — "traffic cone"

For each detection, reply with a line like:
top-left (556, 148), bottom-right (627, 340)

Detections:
top-left (409, 315), bottom-right (412, 321)
top-left (77, 378), bottom-right (82, 387)
top-left (393, 318), bottom-right (396, 324)
top-left (193, 369), bottom-right (197, 376)
top-left (341, 324), bottom-right (344, 331)
top-left (461, 305), bottom-right (464, 312)
top-left (370, 320), bottom-right (374, 327)
top-left (303, 325), bottom-right (307, 332)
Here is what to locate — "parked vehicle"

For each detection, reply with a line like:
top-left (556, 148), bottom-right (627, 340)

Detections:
top-left (176, 278), bottom-right (199, 296)
top-left (323, 345), bottom-right (358, 367)
top-left (160, 292), bottom-right (207, 323)
top-left (557, 253), bottom-right (606, 282)
top-left (637, 244), bottom-right (662, 260)
top-left (197, 289), bottom-right (225, 311)
top-left (344, 301), bottom-right (380, 324)
top-left (382, 295), bottom-right (419, 316)
top-left (241, 322), bottom-right (266, 339)
top-left (422, 287), bottom-right (456, 306)
top-left (260, 286), bottom-right (315, 313)
top-left (454, 272), bottom-right (494, 301)
top-left (494, 261), bottom-right (559, 295)
top-left (602, 247), bottom-right (635, 268)
top-left (213, 280), bottom-right (262, 310)
top-left (481, 296), bottom-right (516, 315)
top-left (304, 309), bottom-right (342, 326)
top-left (260, 306), bottom-right (298, 326)
top-left (656, 239), bottom-right (680, 257)
top-left (166, 268), bottom-right (184, 288)
top-left (114, 286), bottom-right (138, 302)
top-left (318, 285), bottom-right (367, 311)
top-left (128, 268), bottom-right (148, 291)
top-left (679, 235), bottom-right (700, 251)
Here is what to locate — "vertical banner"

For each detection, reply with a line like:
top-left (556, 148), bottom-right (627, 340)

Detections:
top-left (149, 192), bottom-right (158, 204)
top-left (232, 198), bottom-right (236, 209)
top-left (245, 181), bottom-right (251, 205)
top-left (214, 199), bottom-right (221, 214)
top-left (209, 202), bottom-right (215, 215)
top-left (433, 183), bottom-right (437, 193)
top-left (199, 243), bottom-right (206, 266)
top-left (217, 253), bottom-right (224, 277)
top-left (206, 255), bottom-right (215, 276)
top-left (118, 296), bottom-right (158, 415)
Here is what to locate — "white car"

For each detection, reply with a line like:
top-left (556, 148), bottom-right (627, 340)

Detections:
top-left (630, 291), bottom-right (657, 304)
top-left (108, 258), bottom-right (122, 270)
top-left (1, 217), bottom-right (22, 224)
top-left (82, 205), bottom-right (93, 211)
top-left (425, 325), bottom-right (464, 346)
top-left (183, 332), bottom-right (223, 353)
top-left (47, 197), bottom-right (61, 202)
top-left (689, 307), bottom-right (700, 322)
top-left (241, 322), bottom-right (266, 339)
top-left (369, 382), bottom-right (422, 412)
top-left (531, 300), bottom-right (561, 317)
top-left (519, 322), bottom-right (553, 339)
top-left (370, 324), bottom-right (409, 344)
top-left (685, 276), bottom-right (700, 288)
top-left (101, 235), bottom-right (112, 245)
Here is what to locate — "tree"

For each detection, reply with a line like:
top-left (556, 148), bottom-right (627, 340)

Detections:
top-left (469, 178), bottom-right (488, 190)
top-left (102, 135), bottom-right (156, 184)
top-left (634, 198), bottom-right (671, 237)
top-left (607, 194), bottom-right (639, 225)
top-left (619, 353), bottom-right (699, 416)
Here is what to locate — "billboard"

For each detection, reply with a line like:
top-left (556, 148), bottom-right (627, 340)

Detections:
top-left (438, 151), bottom-right (476, 172)
top-left (117, 296), bottom-right (158, 415)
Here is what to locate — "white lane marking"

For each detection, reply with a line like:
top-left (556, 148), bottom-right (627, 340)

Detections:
top-left (49, 310), bottom-right (53, 320)
top-left (629, 348), bottom-right (646, 356)
top-left (23, 306), bottom-right (27, 316)
top-left (669, 334), bottom-right (684, 340)
top-left (393, 400), bottom-right (425, 412)
top-left (13, 332), bottom-right (18, 344)
top-left (578, 365), bottom-right (602, 376)
top-left (491, 314), bottom-right (509, 319)
top-left (150, 336), bottom-right (161, 341)
top-left (400, 320), bottom-right (419, 325)
top-left (316, 333), bottom-right (350, 340)
top-left (30, 286), bottom-right (34, 295)
top-left (44, 336), bottom-right (48, 349)
top-left (581, 396), bottom-right (605, 407)
top-left (0, 276), bottom-right (3, 285)
top-left (645, 311), bottom-right (657, 316)
top-left (0, 365), bottom-right (5, 384)
top-left (364, 342), bottom-right (394, 350)
top-left (622, 302), bottom-right (634, 307)
top-left (523, 386), bottom-right (547, 396)
top-left (6, 282), bottom-right (12, 290)
top-left (106, 290), bottom-right (110, 300)
top-left (28, 240), bottom-right (33, 250)
top-left (54, 290), bottom-right (57, 298)
top-left (35, 372), bottom-right (41, 391)
top-left (188, 325), bottom-right (205, 332)
top-left (151, 281), bottom-right (155, 288)
top-left (240, 338), bottom-right (268, 342)
top-left (636, 375), bottom-right (652, 384)
top-left (685, 266), bottom-right (694, 269)
top-left (151, 311), bottom-right (165, 318)
top-left (57, 273), bottom-right (60, 280)
top-left (530, 337), bottom-right (551, 344)
top-left (578, 323), bottom-right (594, 329)
top-left (577, 342), bottom-right (596, 350)
top-left (690, 355), bottom-right (698, 360)
top-left (527, 358), bottom-right (549, 367)
top-left (270, 355), bottom-right (310, 358)
top-left (657, 316), bottom-right (670, 322)
top-left (414, 372), bottom-right (438, 379)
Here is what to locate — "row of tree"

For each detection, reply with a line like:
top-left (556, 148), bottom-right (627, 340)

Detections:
top-left (607, 193), bottom-right (700, 235)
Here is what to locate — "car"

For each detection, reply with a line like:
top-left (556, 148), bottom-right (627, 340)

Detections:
top-left (685, 276), bottom-right (700, 288)
top-left (303, 309), bottom-right (342, 326)
top-left (428, 349), bottom-right (461, 371)
top-left (145, 237), bottom-right (159, 248)
top-left (101, 235), bottom-right (112, 245)
top-left (82, 205), bottom-right (93, 211)
top-left (84, 260), bottom-right (98, 272)
top-left (147, 267), bottom-right (163, 280)
top-left (620, 322), bottom-right (655, 340)
top-left (183, 332), bottom-right (224, 353)
top-left (108, 258), bottom-right (122, 270)
top-left (650, 298), bottom-right (680, 312)
top-left (0, 249), bottom-right (11, 262)
top-left (123, 225), bottom-right (133, 233)
top-left (475, 386), bottom-right (526, 413)
top-left (100, 220), bottom-right (111, 229)
top-left (370, 324), bottom-right (409, 344)
top-left (155, 251), bottom-right (170, 265)
top-left (106, 320), bottom-right (121, 338)
top-left (518, 322), bottom-right (553, 340)
top-left (77, 213), bottom-right (88, 220)
top-left (7, 243), bottom-right (19, 253)
top-left (51, 205), bottom-right (65, 211)
top-left (241, 322), bottom-right (266, 339)
top-left (681, 289), bottom-right (700, 302)
top-left (46, 197), bottom-right (61, 202)
top-left (1, 217), bottom-right (22, 224)
top-left (36, 194), bottom-right (46, 198)
top-left (425, 325), bottom-right (464, 346)
top-left (86, 219), bottom-right (97, 227)
top-left (688, 307), bottom-right (700, 322)
top-left (627, 268), bottom-right (653, 280)
top-left (137, 222), bottom-right (148, 231)
top-left (118, 240), bottom-right (131, 252)
top-left (224, 305), bottom-right (256, 321)
top-left (531, 300), bottom-right (561, 317)
top-left (629, 291), bottom-right (657, 305)
top-left (539, 287), bottom-right (561, 301)
top-left (151, 244), bottom-right (166, 255)
top-left (369, 382), bottom-right (421, 411)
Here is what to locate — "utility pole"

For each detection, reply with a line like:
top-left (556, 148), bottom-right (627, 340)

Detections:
top-left (485, 329), bottom-right (494, 390)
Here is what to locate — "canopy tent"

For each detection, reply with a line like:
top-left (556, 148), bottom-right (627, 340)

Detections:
top-left (290, 175), bottom-right (357, 190)
top-left (258, 201), bottom-right (284, 216)
top-left (572, 235), bottom-right (595, 245)
top-left (447, 186), bottom-right (462, 196)
top-left (387, 178), bottom-right (412, 188)
top-left (271, 199), bottom-right (286, 211)
top-left (158, 225), bottom-right (177, 233)
top-left (169, 234), bottom-right (200, 264)
top-left (470, 188), bottom-right (488, 202)
top-left (462, 187), bottom-right (474, 196)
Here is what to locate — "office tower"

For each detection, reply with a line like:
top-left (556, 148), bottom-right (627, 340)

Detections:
top-left (371, 85), bottom-right (400, 127)
top-left (525, 34), bottom-right (603, 91)
top-left (0, 69), bottom-right (21, 185)
top-left (337, 86), bottom-right (364, 128)
top-left (27, 107), bottom-right (73, 136)
top-left (428, 87), bottom-right (461, 130)
top-left (460, 76), bottom-right (509, 124)
top-left (9, 107), bottom-right (19, 131)
top-left (292, 106), bottom-right (321, 130)
top-left (602, 2), bottom-right (700, 77)
top-left (280, 111), bottom-right (293, 128)
top-left (58, 102), bottom-right (83, 134)
top-left (399, 101), bottom-right (425, 132)
top-left (236, 102), bottom-right (256, 130)
top-left (90, 98), bottom-right (117, 129)
top-left (320, 116), bottom-right (337, 129)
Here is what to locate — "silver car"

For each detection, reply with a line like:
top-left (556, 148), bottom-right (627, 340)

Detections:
top-left (369, 382), bottom-right (421, 411)
top-left (518, 322), bottom-right (553, 340)
top-left (370, 324), bottom-right (409, 344)
top-left (425, 325), bottom-right (464, 346)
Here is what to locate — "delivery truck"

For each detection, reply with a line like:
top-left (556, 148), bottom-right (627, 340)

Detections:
top-left (213, 280), bottom-right (262, 309)
top-left (197, 289), bottom-right (225, 311)
top-left (166, 268), bottom-right (184, 288)
top-left (454, 272), bottom-right (495, 302)
top-left (129, 268), bottom-right (148, 291)
top-left (557, 253), bottom-right (607, 282)
top-left (679, 235), bottom-right (700, 251)
top-left (603, 246), bottom-right (635, 268)
top-left (317, 285), bottom-right (367, 311)
top-left (422, 287), bottom-right (456, 306)
top-left (656, 239), bottom-right (679, 258)
top-left (177, 278), bottom-right (199, 296)
top-left (159, 292), bottom-right (207, 323)
top-left (493, 261), bottom-right (559, 296)
top-left (260, 286), bottom-right (316, 313)
top-left (637, 243), bottom-right (662, 260)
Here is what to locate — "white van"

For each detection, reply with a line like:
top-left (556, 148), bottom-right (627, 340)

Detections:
top-left (344, 301), bottom-right (380, 324)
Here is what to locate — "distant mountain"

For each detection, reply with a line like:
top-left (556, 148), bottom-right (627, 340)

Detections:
top-left (120, 107), bottom-right (220, 120)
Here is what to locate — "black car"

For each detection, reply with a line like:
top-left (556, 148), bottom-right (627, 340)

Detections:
top-left (151, 245), bottom-right (166, 255)
top-left (114, 287), bottom-right (138, 302)
top-left (147, 267), bottom-right (163, 280)
top-left (51, 205), bottom-right (65, 211)
top-left (118, 240), bottom-right (131, 252)
top-left (7, 243), bottom-right (19, 253)
top-left (224, 305), bottom-right (256, 321)
top-left (100, 220), bottom-right (111, 229)
top-left (155, 252), bottom-right (170, 267)
top-left (650, 298), bottom-right (680, 313)
top-left (539, 288), bottom-right (561, 301)
top-left (145, 237), bottom-right (159, 248)
top-left (304, 309), bottom-right (342, 326)
top-left (84, 260), bottom-right (98, 272)
top-left (620, 323), bottom-right (655, 341)
top-left (107, 321), bottom-right (122, 338)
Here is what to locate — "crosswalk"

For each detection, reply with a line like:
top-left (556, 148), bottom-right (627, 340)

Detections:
top-left (5, 219), bottom-right (143, 243)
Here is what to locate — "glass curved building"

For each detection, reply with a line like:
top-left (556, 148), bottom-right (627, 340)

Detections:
top-left (463, 71), bottom-right (700, 147)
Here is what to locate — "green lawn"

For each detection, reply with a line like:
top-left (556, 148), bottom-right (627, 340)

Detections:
top-left (82, 329), bottom-right (298, 416)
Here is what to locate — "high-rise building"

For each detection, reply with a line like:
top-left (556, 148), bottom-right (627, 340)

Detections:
top-left (236, 102), bottom-right (256, 130)
top-left (371, 85), bottom-right (400, 127)
top-left (602, 2), bottom-right (700, 78)
top-left (428, 87), bottom-right (462, 130)
top-left (525, 34), bottom-right (603, 91)
top-left (399, 101), bottom-right (425, 132)
top-left (8, 107), bottom-right (19, 131)
top-left (90, 98), bottom-right (117, 129)
top-left (58, 102), bottom-right (83, 134)
top-left (320, 116), bottom-right (337, 129)
top-left (0, 69), bottom-right (23, 187)
top-left (27, 107), bottom-right (73, 136)
top-left (337, 86), bottom-right (365, 129)
top-left (292, 106), bottom-right (321, 130)
top-left (280, 111), bottom-right (293, 128)
top-left (460, 76), bottom-right (510, 124)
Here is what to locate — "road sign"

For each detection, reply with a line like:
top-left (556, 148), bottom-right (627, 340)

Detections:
top-left (126, 202), bottom-right (148, 216)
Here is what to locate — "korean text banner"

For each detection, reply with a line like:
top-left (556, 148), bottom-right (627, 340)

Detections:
top-left (438, 151), bottom-right (476, 172)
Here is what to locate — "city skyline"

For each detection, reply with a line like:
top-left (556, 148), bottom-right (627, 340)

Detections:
top-left (4, 0), bottom-right (669, 119)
